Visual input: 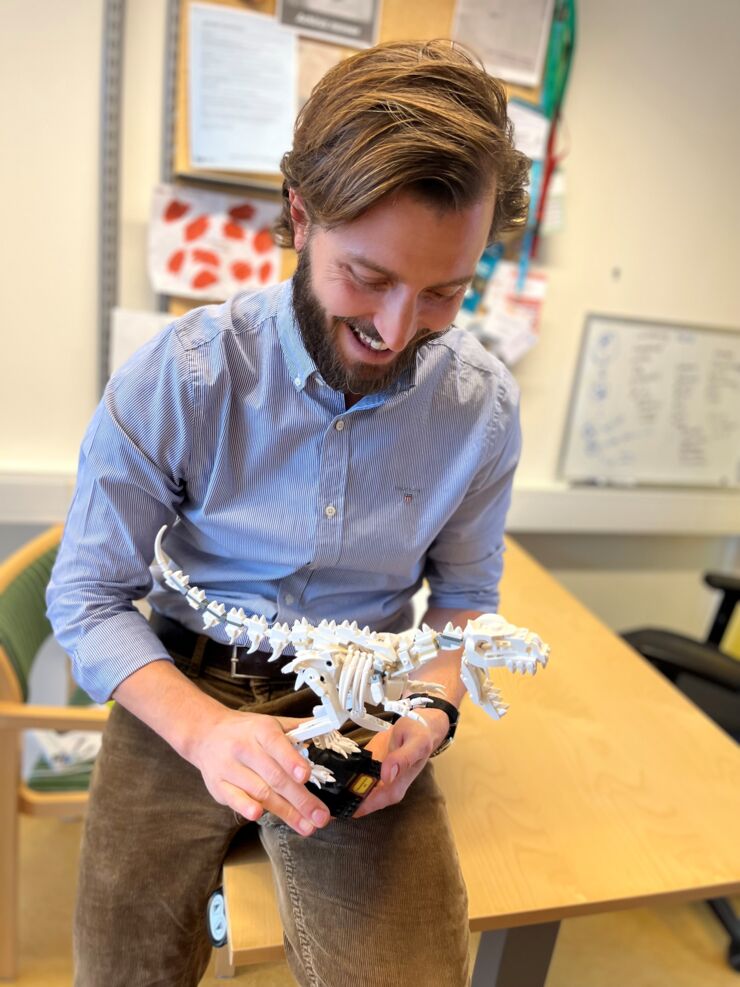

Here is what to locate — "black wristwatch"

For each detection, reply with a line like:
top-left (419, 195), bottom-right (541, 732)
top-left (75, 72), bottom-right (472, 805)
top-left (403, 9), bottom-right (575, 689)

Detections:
top-left (391, 693), bottom-right (460, 757)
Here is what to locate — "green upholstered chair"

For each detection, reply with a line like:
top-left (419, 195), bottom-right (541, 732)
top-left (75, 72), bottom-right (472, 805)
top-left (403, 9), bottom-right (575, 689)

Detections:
top-left (0, 525), bottom-right (109, 980)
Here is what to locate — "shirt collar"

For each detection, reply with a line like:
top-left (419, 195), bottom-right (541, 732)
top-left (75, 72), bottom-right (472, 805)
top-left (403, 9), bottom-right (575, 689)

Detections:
top-left (276, 277), bottom-right (417, 400)
top-left (275, 279), bottom-right (316, 392)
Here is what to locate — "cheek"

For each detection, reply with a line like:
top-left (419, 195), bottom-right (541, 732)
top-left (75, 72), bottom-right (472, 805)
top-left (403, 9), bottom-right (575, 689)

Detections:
top-left (419, 298), bottom-right (463, 331)
top-left (320, 282), bottom-right (373, 319)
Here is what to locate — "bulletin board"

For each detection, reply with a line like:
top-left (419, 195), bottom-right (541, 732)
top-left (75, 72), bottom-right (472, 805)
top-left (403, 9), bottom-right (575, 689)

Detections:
top-left (164, 0), bottom-right (547, 312)
top-left (560, 314), bottom-right (740, 489)
top-left (173, 0), bottom-right (541, 189)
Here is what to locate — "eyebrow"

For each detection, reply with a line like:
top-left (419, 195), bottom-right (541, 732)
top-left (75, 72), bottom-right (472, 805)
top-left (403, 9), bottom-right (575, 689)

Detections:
top-left (343, 252), bottom-right (474, 290)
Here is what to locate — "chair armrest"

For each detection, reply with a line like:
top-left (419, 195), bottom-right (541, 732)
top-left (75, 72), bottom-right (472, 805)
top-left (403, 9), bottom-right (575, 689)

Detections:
top-left (0, 700), bottom-right (109, 732)
top-left (705, 572), bottom-right (740, 595)
top-left (704, 572), bottom-right (740, 645)
top-left (622, 629), bottom-right (740, 691)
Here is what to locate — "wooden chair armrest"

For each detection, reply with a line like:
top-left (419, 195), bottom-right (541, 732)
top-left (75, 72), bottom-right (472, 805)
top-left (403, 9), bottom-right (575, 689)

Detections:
top-left (0, 700), bottom-right (109, 732)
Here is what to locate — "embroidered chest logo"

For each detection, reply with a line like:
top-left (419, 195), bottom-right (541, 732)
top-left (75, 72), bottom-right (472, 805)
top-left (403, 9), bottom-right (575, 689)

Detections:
top-left (398, 487), bottom-right (421, 506)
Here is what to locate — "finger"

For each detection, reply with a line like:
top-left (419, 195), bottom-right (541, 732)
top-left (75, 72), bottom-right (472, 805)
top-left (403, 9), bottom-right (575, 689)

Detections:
top-left (354, 779), bottom-right (407, 818)
top-left (253, 718), bottom-right (315, 784)
top-left (382, 738), bottom-right (430, 784)
top-left (246, 747), bottom-right (331, 824)
top-left (223, 772), bottom-right (323, 837)
top-left (260, 787), bottom-right (322, 837)
top-left (352, 782), bottom-right (389, 818)
top-left (220, 779), bottom-right (264, 823)
top-left (355, 758), bottom-right (426, 818)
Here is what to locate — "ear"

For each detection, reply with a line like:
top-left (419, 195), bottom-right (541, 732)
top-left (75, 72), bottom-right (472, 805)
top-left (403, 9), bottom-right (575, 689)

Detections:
top-left (289, 189), bottom-right (310, 252)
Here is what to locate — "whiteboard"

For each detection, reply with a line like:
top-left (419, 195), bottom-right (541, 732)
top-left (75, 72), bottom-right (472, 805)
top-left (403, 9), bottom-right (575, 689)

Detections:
top-left (560, 315), bottom-right (740, 488)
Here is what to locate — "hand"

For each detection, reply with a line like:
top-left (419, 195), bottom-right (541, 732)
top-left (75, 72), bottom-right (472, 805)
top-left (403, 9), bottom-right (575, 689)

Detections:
top-left (189, 708), bottom-right (331, 837)
top-left (353, 707), bottom-right (450, 818)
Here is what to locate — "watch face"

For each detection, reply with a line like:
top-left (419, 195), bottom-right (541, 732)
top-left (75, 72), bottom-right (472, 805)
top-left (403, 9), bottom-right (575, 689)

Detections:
top-left (430, 736), bottom-right (453, 758)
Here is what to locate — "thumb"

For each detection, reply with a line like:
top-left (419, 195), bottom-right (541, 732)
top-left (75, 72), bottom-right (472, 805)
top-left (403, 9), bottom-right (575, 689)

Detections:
top-left (381, 724), bottom-right (414, 782)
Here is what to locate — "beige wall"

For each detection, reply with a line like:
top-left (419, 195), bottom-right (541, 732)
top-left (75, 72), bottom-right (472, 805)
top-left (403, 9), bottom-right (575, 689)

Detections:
top-left (0, 0), bottom-right (738, 638)
top-left (0, 0), bottom-right (103, 472)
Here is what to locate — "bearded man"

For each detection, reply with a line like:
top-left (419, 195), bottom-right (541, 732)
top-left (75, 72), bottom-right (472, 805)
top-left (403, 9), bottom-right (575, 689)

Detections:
top-left (48, 39), bottom-right (529, 987)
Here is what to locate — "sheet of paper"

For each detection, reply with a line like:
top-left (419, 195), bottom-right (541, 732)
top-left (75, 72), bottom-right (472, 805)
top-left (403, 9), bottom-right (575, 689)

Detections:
top-left (452, 0), bottom-right (555, 89)
top-left (278, 0), bottom-right (381, 48)
top-left (507, 100), bottom-right (550, 160)
top-left (110, 309), bottom-right (172, 376)
top-left (148, 183), bottom-right (282, 301)
top-left (474, 260), bottom-right (547, 365)
top-left (189, 4), bottom-right (297, 173)
top-left (540, 167), bottom-right (566, 234)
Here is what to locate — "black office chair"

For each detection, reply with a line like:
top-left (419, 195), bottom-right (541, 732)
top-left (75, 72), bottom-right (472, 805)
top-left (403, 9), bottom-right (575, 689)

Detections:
top-left (622, 572), bottom-right (740, 971)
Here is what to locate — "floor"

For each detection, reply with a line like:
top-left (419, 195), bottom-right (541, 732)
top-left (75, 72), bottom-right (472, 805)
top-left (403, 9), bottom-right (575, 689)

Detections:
top-left (10, 815), bottom-right (739, 986)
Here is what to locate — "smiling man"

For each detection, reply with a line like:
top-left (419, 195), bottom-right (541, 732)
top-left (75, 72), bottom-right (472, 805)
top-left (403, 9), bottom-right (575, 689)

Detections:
top-left (48, 39), bottom-right (529, 987)
top-left (290, 189), bottom-right (495, 402)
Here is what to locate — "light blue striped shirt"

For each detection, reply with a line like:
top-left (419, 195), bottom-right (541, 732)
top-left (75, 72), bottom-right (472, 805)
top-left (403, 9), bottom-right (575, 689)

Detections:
top-left (47, 279), bottom-right (521, 702)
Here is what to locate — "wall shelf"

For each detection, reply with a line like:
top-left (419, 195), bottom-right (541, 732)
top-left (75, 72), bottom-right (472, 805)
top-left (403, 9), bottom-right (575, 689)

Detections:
top-left (1, 470), bottom-right (737, 535)
top-left (508, 482), bottom-right (739, 535)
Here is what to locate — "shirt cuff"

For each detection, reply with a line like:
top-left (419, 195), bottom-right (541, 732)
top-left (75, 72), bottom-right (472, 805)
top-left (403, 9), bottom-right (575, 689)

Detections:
top-left (71, 609), bottom-right (174, 703)
top-left (426, 589), bottom-right (499, 613)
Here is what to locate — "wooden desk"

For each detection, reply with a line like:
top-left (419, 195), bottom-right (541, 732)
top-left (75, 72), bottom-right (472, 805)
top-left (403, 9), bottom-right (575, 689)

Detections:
top-left (220, 537), bottom-right (740, 984)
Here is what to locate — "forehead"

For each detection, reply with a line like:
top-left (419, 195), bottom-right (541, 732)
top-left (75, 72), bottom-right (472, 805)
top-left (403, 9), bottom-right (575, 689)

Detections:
top-left (315, 190), bottom-right (496, 288)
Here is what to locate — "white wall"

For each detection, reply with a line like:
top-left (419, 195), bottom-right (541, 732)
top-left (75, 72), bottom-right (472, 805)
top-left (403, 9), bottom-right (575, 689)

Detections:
top-left (0, 0), bottom-right (738, 638)
top-left (516, 0), bottom-right (740, 487)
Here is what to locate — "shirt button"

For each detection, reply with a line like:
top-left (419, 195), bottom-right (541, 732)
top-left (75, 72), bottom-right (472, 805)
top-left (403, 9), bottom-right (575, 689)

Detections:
top-left (284, 594), bottom-right (294, 605)
top-left (335, 420), bottom-right (345, 431)
top-left (324, 505), bottom-right (337, 519)
top-left (293, 376), bottom-right (301, 387)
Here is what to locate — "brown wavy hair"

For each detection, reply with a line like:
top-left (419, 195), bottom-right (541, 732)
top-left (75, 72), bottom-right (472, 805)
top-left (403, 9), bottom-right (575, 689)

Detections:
top-left (275, 39), bottom-right (530, 248)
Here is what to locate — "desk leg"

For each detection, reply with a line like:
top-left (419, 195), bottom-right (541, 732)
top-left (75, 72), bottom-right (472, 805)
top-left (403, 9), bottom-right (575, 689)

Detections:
top-left (214, 946), bottom-right (235, 979)
top-left (472, 922), bottom-right (560, 987)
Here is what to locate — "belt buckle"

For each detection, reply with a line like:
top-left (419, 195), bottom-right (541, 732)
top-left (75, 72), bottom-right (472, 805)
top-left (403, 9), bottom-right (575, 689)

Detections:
top-left (229, 644), bottom-right (254, 680)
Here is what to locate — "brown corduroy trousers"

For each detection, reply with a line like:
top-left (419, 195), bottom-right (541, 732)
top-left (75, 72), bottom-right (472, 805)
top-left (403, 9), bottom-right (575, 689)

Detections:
top-left (73, 646), bottom-right (470, 986)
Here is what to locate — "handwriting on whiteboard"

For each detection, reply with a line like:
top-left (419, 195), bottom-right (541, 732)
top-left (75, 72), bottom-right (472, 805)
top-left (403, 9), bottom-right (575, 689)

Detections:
top-left (562, 316), bottom-right (740, 487)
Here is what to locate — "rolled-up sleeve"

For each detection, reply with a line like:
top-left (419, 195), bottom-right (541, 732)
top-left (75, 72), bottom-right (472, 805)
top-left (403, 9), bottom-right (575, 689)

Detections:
top-left (424, 378), bottom-right (521, 614)
top-left (46, 326), bottom-right (194, 702)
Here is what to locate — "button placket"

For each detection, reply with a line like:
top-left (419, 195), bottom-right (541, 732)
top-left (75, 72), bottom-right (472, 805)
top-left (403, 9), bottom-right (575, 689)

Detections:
top-left (312, 414), bottom-right (350, 568)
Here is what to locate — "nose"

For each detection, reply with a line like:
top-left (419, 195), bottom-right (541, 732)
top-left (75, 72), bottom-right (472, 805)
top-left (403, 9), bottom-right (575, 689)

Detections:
top-left (374, 289), bottom-right (418, 352)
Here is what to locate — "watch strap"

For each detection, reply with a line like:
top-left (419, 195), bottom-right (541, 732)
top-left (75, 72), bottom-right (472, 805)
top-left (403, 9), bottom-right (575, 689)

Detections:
top-left (391, 693), bottom-right (459, 756)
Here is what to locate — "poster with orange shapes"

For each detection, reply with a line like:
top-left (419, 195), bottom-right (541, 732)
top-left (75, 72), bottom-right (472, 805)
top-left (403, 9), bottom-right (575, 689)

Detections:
top-left (148, 184), bottom-right (281, 301)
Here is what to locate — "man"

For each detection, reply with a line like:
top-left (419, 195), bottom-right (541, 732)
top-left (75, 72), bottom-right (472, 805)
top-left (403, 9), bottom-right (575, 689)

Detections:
top-left (48, 39), bottom-right (529, 987)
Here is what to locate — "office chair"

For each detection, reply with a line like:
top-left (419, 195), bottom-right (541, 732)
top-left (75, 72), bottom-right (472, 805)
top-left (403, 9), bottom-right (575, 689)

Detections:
top-left (622, 571), bottom-right (740, 971)
top-left (0, 525), bottom-right (109, 980)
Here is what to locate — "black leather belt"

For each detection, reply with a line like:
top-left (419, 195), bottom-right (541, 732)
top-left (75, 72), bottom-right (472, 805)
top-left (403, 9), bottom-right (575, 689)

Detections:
top-left (150, 612), bottom-right (293, 681)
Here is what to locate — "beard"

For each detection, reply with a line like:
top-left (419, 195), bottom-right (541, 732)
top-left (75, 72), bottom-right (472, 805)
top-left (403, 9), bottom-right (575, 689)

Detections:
top-left (291, 246), bottom-right (449, 396)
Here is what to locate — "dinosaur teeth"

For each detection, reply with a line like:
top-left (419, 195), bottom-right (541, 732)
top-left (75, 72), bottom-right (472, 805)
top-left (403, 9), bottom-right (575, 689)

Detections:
top-left (186, 588), bottom-right (206, 609)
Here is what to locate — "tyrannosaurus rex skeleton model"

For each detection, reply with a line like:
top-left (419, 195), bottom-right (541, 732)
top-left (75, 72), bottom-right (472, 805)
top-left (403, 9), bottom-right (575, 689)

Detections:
top-left (154, 526), bottom-right (550, 786)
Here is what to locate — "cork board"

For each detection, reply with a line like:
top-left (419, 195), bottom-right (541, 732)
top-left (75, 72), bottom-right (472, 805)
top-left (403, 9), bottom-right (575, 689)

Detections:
top-left (173, 0), bottom-right (539, 186)
top-left (168, 0), bottom-right (540, 307)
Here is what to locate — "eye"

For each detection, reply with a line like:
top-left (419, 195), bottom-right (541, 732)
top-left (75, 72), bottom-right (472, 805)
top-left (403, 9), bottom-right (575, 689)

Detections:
top-left (351, 272), bottom-right (387, 292)
top-left (425, 287), bottom-right (464, 303)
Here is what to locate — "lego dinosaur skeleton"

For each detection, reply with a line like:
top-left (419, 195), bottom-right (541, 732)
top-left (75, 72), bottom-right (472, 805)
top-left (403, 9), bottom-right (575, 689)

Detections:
top-left (154, 526), bottom-right (549, 785)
